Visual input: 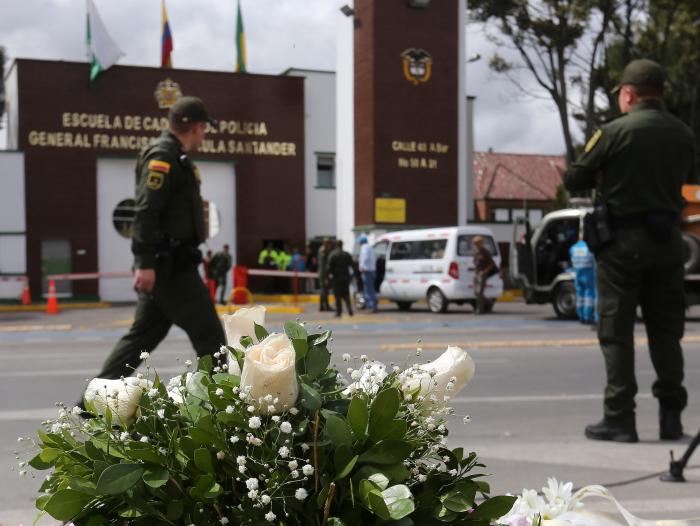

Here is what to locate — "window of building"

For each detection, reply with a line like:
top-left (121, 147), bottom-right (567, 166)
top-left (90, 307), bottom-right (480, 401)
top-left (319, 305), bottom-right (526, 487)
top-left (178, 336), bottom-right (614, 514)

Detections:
top-left (494, 208), bottom-right (509, 222)
top-left (316, 153), bottom-right (335, 189)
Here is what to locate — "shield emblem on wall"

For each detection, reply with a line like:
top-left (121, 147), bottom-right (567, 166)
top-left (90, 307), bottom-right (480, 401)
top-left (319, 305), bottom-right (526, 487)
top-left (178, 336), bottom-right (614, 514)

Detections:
top-left (400, 48), bottom-right (433, 85)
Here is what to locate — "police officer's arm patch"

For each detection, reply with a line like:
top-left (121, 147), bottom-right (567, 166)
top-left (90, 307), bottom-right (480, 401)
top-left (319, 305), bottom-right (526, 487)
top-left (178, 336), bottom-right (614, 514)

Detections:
top-left (584, 129), bottom-right (603, 153)
top-left (147, 160), bottom-right (171, 173)
top-left (146, 171), bottom-right (164, 190)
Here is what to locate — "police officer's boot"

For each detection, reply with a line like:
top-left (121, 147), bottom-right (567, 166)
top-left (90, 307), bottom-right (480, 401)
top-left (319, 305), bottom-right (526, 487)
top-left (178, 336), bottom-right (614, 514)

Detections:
top-left (659, 408), bottom-right (683, 440)
top-left (585, 418), bottom-right (638, 443)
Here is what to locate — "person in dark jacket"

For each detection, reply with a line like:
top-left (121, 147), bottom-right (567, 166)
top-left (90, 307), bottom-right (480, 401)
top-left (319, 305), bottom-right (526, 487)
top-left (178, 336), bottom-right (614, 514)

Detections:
top-left (327, 240), bottom-right (354, 317)
top-left (80, 97), bottom-right (225, 410)
top-left (565, 59), bottom-right (698, 443)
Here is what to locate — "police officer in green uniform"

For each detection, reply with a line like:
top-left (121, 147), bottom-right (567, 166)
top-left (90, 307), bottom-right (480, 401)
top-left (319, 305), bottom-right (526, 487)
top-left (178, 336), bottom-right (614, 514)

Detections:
top-left (84, 96), bottom-right (226, 393)
top-left (565, 59), bottom-right (698, 442)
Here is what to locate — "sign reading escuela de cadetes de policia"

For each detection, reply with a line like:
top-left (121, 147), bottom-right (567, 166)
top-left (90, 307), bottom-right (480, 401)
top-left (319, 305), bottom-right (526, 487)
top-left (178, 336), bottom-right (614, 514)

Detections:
top-left (14, 59), bottom-right (305, 298)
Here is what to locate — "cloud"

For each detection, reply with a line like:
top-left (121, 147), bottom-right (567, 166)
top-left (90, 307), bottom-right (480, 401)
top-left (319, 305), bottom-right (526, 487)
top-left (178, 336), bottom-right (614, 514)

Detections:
top-left (0, 0), bottom-right (570, 156)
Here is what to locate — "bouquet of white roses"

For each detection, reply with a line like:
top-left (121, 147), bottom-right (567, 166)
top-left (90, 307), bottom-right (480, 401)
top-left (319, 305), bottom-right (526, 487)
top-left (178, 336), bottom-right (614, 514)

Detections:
top-left (25, 308), bottom-right (516, 525)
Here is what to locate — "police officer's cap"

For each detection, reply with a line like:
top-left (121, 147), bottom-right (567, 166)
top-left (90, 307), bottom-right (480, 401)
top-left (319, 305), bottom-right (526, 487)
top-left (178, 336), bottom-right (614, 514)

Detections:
top-left (169, 96), bottom-right (218, 126)
top-left (612, 59), bottom-right (666, 93)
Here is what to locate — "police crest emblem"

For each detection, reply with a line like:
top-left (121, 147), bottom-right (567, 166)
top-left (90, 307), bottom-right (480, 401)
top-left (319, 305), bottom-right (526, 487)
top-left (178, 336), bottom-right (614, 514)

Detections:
top-left (400, 48), bottom-right (433, 85)
top-left (154, 78), bottom-right (183, 109)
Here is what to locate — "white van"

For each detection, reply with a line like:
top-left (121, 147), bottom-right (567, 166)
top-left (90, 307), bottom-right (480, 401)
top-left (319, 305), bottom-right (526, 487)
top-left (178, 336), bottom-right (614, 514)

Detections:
top-left (373, 226), bottom-right (503, 313)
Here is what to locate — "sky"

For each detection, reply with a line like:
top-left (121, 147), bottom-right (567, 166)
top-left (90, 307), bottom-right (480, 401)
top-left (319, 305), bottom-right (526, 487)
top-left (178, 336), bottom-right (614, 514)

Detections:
top-left (0, 0), bottom-right (568, 156)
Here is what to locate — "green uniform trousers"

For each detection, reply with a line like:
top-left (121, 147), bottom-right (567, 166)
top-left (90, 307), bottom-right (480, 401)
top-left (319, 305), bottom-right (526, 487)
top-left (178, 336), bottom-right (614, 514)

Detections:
top-left (96, 267), bottom-right (225, 379)
top-left (596, 226), bottom-right (688, 424)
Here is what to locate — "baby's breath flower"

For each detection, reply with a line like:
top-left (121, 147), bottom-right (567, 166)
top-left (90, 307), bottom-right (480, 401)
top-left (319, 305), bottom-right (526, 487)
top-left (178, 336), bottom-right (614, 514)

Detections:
top-left (261, 494), bottom-right (271, 505)
top-left (265, 511), bottom-right (276, 522)
top-left (139, 351), bottom-right (150, 360)
top-left (302, 464), bottom-right (314, 476)
top-left (295, 488), bottom-right (308, 501)
top-left (119, 432), bottom-right (129, 441)
top-left (147, 388), bottom-right (158, 398)
top-left (278, 446), bottom-right (290, 458)
top-left (290, 469), bottom-right (299, 478)
top-left (230, 435), bottom-right (240, 444)
top-left (184, 359), bottom-right (192, 367)
top-left (140, 436), bottom-right (149, 443)
top-left (300, 443), bottom-right (310, 452)
top-left (237, 456), bottom-right (247, 465)
top-left (226, 405), bottom-right (235, 414)
top-left (246, 478), bottom-right (259, 490)
top-left (216, 388), bottom-right (224, 396)
top-left (288, 460), bottom-right (298, 471)
top-left (247, 405), bottom-right (256, 413)
top-left (271, 415), bottom-right (280, 422)
top-left (280, 421), bottom-right (292, 434)
top-left (249, 416), bottom-right (262, 429)
top-left (220, 518), bottom-right (229, 525)
top-left (289, 407), bottom-right (299, 415)
top-left (463, 415), bottom-right (471, 424)
top-left (248, 489), bottom-right (259, 499)
top-left (216, 451), bottom-right (226, 460)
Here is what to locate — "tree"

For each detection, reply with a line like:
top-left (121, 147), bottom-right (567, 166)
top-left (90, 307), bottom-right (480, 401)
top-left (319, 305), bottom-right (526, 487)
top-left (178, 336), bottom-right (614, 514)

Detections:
top-left (469, 0), bottom-right (607, 163)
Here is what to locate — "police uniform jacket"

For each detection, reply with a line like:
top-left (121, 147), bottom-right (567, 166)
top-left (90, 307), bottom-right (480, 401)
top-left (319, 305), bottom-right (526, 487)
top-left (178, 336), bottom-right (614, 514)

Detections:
top-left (132, 131), bottom-right (205, 269)
top-left (565, 100), bottom-right (697, 216)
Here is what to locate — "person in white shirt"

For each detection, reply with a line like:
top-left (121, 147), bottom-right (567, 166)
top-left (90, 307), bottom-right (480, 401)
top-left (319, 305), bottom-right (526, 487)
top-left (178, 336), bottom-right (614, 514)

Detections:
top-left (358, 235), bottom-right (378, 312)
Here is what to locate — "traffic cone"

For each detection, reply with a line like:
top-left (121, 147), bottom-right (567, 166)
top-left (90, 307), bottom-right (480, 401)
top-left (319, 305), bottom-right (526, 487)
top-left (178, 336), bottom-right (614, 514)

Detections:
top-left (21, 279), bottom-right (31, 305)
top-left (46, 279), bottom-right (59, 315)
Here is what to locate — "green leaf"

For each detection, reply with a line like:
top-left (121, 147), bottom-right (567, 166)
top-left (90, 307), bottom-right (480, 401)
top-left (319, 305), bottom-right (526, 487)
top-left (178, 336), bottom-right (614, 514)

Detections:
top-left (347, 397), bottom-right (369, 438)
top-left (434, 504), bottom-right (459, 522)
top-left (28, 453), bottom-right (54, 470)
top-left (456, 480), bottom-right (478, 506)
top-left (367, 472), bottom-right (390, 490)
top-left (299, 383), bottom-right (322, 412)
top-left (359, 478), bottom-right (381, 505)
top-left (143, 467), bottom-right (169, 488)
top-left (194, 448), bottom-right (215, 474)
top-left (95, 463), bottom-right (144, 495)
top-left (311, 330), bottom-right (331, 346)
top-left (441, 489), bottom-right (471, 513)
top-left (306, 346), bottom-right (331, 379)
top-left (125, 442), bottom-right (165, 465)
top-left (323, 412), bottom-right (354, 447)
top-left (368, 490), bottom-right (392, 520)
top-left (358, 440), bottom-right (413, 465)
top-left (254, 322), bottom-right (269, 341)
top-left (44, 489), bottom-right (94, 521)
top-left (119, 508), bottom-right (144, 518)
top-left (198, 355), bottom-right (213, 372)
top-left (166, 500), bottom-right (184, 520)
top-left (336, 454), bottom-right (359, 480)
top-left (36, 493), bottom-right (51, 511)
top-left (327, 519), bottom-right (346, 526)
top-left (284, 321), bottom-right (309, 360)
top-left (370, 419), bottom-right (407, 443)
top-left (369, 388), bottom-right (400, 437)
top-left (476, 480), bottom-right (491, 495)
top-left (382, 484), bottom-right (415, 520)
top-left (469, 496), bottom-right (517, 521)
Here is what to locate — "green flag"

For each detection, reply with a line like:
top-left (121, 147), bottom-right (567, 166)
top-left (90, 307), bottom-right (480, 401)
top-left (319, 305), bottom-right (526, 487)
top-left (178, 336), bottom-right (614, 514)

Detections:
top-left (86, 0), bottom-right (124, 82)
top-left (236, 0), bottom-right (247, 72)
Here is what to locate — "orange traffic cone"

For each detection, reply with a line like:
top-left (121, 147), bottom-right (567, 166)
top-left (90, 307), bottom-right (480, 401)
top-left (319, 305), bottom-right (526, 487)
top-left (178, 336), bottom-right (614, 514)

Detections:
top-left (21, 279), bottom-right (31, 305)
top-left (46, 279), bottom-right (59, 315)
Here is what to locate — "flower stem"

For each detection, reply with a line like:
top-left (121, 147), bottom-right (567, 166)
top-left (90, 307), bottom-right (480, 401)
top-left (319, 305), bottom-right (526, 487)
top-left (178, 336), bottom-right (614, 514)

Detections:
top-left (321, 481), bottom-right (336, 526)
top-left (313, 410), bottom-right (320, 492)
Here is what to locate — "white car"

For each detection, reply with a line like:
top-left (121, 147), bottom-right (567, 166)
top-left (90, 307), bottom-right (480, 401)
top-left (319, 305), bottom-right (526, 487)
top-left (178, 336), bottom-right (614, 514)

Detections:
top-left (373, 226), bottom-right (503, 313)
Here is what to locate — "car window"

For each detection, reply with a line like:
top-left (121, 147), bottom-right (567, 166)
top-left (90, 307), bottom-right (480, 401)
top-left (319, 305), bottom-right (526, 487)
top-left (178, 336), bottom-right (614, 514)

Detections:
top-left (388, 240), bottom-right (447, 260)
top-left (457, 235), bottom-right (498, 256)
top-left (373, 240), bottom-right (389, 259)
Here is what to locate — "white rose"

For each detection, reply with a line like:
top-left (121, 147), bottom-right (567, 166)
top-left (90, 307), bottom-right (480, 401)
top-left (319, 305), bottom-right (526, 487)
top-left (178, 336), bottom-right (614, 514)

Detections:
top-left (223, 306), bottom-right (266, 376)
top-left (240, 333), bottom-right (298, 414)
top-left (400, 346), bottom-right (475, 401)
top-left (83, 377), bottom-right (151, 426)
top-left (223, 306), bottom-right (266, 350)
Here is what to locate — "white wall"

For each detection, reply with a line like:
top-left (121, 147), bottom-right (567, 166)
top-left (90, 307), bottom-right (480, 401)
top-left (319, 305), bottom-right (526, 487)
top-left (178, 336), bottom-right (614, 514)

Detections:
top-left (0, 151), bottom-right (26, 299)
top-left (285, 69), bottom-right (337, 240)
top-left (5, 62), bottom-right (19, 150)
top-left (96, 158), bottom-right (236, 302)
top-left (335, 0), bottom-right (355, 248)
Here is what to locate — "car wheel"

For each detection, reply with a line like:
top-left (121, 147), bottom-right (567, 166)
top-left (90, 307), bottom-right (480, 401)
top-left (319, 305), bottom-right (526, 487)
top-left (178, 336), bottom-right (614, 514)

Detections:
top-left (427, 287), bottom-right (448, 313)
top-left (552, 281), bottom-right (577, 319)
top-left (396, 301), bottom-right (413, 311)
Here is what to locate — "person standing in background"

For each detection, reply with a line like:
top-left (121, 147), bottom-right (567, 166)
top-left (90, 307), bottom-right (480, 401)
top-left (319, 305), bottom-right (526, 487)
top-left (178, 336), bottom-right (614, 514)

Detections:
top-left (358, 235), bottom-right (378, 312)
top-left (317, 238), bottom-right (333, 312)
top-left (327, 240), bottom-right (354, 317)
top-left (212, 244), bottom-right (233, 305)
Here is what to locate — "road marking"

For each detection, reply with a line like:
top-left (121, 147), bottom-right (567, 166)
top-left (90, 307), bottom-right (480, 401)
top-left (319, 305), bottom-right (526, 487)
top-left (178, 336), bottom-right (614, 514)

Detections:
top-left (380, 335), bottom-right (700, 351)
top-left (0, 324), bottom-right (73, 332)
top-left (0, 408), bottom-right (57, 421)
top-left (451, 393), bottom-right (653, 403)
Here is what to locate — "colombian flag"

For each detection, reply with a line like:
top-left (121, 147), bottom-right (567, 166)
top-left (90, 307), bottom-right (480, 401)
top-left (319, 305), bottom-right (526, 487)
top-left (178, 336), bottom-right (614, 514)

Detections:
top-left (161, 0), bottom-right (173, 68)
